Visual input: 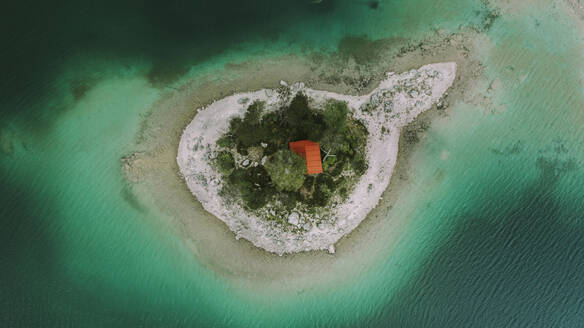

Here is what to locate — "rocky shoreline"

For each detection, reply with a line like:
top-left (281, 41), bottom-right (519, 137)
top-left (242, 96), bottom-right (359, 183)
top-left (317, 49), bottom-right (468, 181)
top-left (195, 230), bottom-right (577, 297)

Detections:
top-left (177, 62), bottom-right (456, 255)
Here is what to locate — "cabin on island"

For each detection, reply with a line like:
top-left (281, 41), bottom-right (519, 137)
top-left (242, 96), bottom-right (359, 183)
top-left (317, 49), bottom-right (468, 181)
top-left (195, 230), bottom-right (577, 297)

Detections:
top-left (289, 140), bottom-right (323, 175)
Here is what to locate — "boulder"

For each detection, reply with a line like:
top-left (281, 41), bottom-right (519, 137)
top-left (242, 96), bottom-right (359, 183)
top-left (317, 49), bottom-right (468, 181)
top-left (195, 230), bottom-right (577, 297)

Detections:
top-left (287, 212), bottom-right (300, 226)
top-left (328, 245), bottom-right (335, 254)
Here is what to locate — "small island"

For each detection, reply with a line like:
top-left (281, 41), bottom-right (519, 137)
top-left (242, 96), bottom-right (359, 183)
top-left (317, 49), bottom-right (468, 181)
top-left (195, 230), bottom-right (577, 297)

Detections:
top-left (177, 62), bottom-right (456, 255)
top-left (214, 93), bottom-right (368, 222)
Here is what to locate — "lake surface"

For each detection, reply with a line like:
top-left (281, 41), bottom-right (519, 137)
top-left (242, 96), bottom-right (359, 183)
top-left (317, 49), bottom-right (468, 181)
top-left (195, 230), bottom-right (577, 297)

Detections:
top-left (1, 0), bottom-right (583, 327)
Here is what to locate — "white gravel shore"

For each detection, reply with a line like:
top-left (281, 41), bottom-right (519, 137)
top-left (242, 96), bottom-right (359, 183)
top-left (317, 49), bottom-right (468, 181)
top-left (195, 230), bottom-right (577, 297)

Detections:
top-left (177, 62), bottom-right (456, 255)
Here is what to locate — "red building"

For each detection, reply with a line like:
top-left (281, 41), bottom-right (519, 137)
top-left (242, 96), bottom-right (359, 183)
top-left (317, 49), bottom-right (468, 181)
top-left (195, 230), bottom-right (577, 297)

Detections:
top-left (289, 140), bottom-right (323, 175)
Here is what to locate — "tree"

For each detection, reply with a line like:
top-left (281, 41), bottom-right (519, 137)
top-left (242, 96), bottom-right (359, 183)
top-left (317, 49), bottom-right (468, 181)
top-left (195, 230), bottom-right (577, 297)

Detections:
top-left (319, 100), bottom-right (349, 153)
top-left (216, 151), bottom-right (235, 176)
top-left (227, 167), bottom-right (272, 210)
top-left (283, 93), bottom-right (326, 141)
top-left (229, 101), bottom-right (267, 148)
top-left (265, 149), bottom-right (306, 192)
top-left (323, 100), bottom-right (348, 133)
top-left (243, 100), bottom-right (264, 124)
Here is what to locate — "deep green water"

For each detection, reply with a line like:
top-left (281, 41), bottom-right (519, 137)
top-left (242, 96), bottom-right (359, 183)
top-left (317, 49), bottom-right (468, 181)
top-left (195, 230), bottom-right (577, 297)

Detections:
top-left (2, 0), bottom-right (584, 327)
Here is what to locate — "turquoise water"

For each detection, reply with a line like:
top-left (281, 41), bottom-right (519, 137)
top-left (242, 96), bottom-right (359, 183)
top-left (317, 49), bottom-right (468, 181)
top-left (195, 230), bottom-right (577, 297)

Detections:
top-left (2, 0), bottom-right (584, 326)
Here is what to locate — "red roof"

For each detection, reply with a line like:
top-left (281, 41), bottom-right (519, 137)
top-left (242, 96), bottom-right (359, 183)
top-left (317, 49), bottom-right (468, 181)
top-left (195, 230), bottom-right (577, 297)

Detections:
top-left (289, 140), bottom-right (323, 175)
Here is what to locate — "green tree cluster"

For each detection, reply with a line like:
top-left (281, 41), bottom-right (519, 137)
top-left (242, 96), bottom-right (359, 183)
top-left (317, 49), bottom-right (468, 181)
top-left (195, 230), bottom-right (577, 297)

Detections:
top-left (228, 101), bottom-right (268, 151)
top-left (283, 94), bottom-right (327, 141)
top-left (319, 100), bottom-right (350, 154)
top-left (323, 100), bottom-right (348, 134)
top-left (225, 166), bottom-right (274, 210)
top-left (216, 151), bottom-right (235, 175)
top-left (265, 149), bottom-right (306, 192)
top-left (216, 93), bottom-right (368, 211)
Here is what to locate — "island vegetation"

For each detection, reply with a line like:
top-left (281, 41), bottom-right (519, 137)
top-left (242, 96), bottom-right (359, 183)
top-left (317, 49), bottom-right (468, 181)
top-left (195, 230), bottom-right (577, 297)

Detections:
top-left (213, 93), bottom-right (368, 225)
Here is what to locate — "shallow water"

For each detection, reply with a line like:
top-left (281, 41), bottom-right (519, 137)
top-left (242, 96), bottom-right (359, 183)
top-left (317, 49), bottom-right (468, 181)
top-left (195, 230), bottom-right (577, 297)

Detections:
top-left (2, 0), bottom-right (584, 327)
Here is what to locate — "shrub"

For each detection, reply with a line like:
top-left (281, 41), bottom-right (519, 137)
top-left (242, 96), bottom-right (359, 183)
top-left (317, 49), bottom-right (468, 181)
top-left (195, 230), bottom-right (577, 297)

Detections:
top-left (229, 117), bottom-right (243, 133)
top-left (234, 121), bottom-right (260, 148)
top-left (216, 151), bottom-right (235, 176)
top-left (265, 149), bottom-right (306, 192)
top-left (306, 183), bottom-right (331, 207)
top-left (275, 192), bottom-right (301, 211)
top-left (227, 167), bottom-right (274, 210)
top-left (283, 93), bottom-right (326, 141)
top-left (315, 184), bottom-right (332, 206)
top-left (322, 155), bottom-right (337, 171)
top-left (351, 156), bottom-right (368, 175)
top-left (300, 174), bottom-right (336, 207)
top-left (323, 100), bottom-right (348, 133)
top-left (230, 101), bottom-right (267, 148)
top-left (244, 101), bottom-right (264, 123)
top-left (217, 135), bottom-right (234, 148)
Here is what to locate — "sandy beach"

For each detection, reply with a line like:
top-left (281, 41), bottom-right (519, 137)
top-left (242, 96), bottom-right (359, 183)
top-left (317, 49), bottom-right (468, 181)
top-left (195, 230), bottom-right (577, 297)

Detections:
top-left (121, 27), bottom-right (490, 292)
